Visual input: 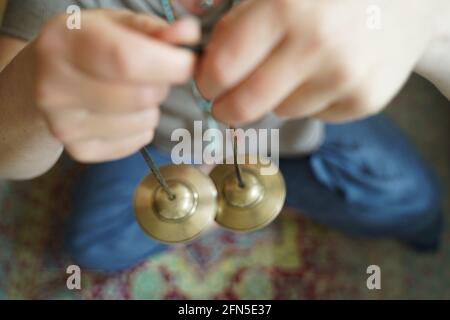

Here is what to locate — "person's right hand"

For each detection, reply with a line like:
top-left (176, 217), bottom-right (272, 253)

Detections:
top-left (33, 10), bottom-right (200, 162)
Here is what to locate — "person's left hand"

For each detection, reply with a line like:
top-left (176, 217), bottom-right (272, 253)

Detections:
top-left (197, 0), bottom-right (446, 125)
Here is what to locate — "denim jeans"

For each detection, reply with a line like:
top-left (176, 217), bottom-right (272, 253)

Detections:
top-left (66, 115), bottom-right (442, 272)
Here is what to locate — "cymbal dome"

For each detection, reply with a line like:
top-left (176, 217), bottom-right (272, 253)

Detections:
top-left (154, 181), bottom-right (197, 221)
top-left (223, 171), bottom-right (264, 208)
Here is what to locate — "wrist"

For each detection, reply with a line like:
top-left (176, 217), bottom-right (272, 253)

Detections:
top-left (414, 2), bottom-right (450, 98)
top-left (0, 43), bottom-right (64, 179)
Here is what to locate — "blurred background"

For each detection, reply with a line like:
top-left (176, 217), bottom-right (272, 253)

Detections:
top-left (0, 2), bottom-right (449, 299)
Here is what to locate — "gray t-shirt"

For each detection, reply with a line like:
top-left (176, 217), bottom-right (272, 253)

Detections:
top-left (0, 0), bottom-right (324, 158)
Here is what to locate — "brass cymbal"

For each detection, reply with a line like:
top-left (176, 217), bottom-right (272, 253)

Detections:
top-left (210, 155), bottom-right (286, 232)
top-left (134, 164), bottom-right (217, 244)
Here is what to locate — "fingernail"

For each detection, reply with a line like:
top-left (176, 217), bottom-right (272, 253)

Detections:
top-left (196, 71), bottom-right (215, 101)
top-left (173, 17), bottom-right (201, 39)
top-left (176, 17), bottom-right (201, 28)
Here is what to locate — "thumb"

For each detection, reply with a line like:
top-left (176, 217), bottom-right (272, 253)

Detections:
top-left (117, 12), bottom-right (201, 45)
top-left (153, 18), bottom-right (201, 45)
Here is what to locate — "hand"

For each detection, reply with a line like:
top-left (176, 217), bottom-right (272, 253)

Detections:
top-left (197, 0), bottom-right (445, 125)
top-left (33, 10), bottom-right (200, 162)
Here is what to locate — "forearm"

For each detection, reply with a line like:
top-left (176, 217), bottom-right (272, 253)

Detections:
top-left (0, 43), bottom-right (63, 180)
top-left (414, 3), bottom-right (450, 100)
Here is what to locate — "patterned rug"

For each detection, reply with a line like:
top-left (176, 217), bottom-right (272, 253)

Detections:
top-left (1, 155), bottom-right (450, 300)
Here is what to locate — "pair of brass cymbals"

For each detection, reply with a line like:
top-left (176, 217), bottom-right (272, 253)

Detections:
top-left (133, 156), bottom-right (286, 244)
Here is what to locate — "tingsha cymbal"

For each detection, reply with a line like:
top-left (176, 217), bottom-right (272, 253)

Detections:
top-left (210, 155), bottom-right (286, 232)
top-left (134, 164), bottom-right (217, 244)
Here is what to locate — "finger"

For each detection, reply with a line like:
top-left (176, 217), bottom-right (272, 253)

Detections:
top-left (117, 12), bottom-right (201, 45)
top-left (314, 94), bottom-right (380, 123)
top-left (154, 18), bottom-right (201, 45)
top-left (212, 38), bottom-right (317, 126)
top-left (69, 66), bottom-right (168, 113)
top-left (197, 0), bottom-right (285, 99)
top-left (57, 108), bottom-right (160, 143)
top-left (66, 130), bottom-right (155, 163)
top-left (113, 10), bottom-right (169, 34)
top-left (274, 72), bottom-right (349, 119)
top-left (72, 20), bottom-right (196, 84)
